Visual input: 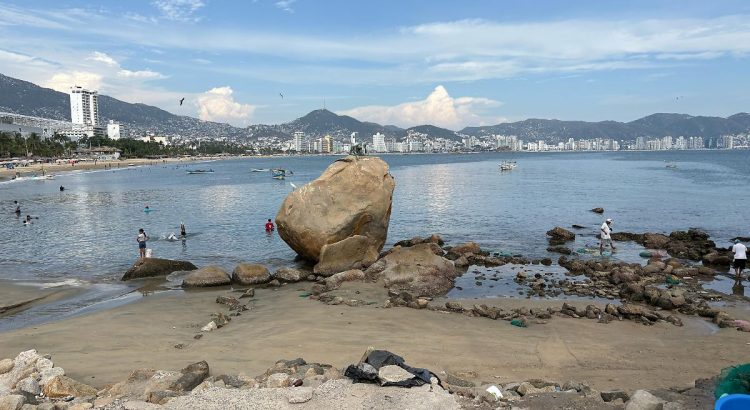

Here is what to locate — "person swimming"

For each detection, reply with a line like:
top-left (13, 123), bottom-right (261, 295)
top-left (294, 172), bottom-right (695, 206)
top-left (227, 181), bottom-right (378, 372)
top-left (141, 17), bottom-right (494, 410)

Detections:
top-left (59, 185), bottom-right (65, 192)
top-left (265, 218), bottom-right (275, 232)
top-left (180, 222), bottom-right (186, 238)
top-left (14, 201), bottom-right (20, 215)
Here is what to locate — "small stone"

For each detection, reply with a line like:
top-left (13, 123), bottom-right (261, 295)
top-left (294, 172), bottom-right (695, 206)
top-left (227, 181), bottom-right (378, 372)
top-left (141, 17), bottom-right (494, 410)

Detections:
top-left (287, 387), bottom-right (313, 404)
top-left (601, 390), bottom-right (630, 402)
top-left (16, 377), bottom-right (41, 396)
top-left (377, 365), bottom-right (414, 385)
top-left (266, 373), bottom-right (291, 388)
top-left (193, 334), bottom-right (203, 340)
top-left (239, 288), bottom-right (255, 298)
top-left (201, 321), bottom-right (217, 332)
top-left (625, 390), bottom-right (665, 410)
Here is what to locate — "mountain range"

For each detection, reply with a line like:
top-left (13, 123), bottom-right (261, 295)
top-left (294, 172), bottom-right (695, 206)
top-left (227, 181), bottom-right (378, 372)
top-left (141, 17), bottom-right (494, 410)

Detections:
top-left (2, 73), bottom-right (749, 143)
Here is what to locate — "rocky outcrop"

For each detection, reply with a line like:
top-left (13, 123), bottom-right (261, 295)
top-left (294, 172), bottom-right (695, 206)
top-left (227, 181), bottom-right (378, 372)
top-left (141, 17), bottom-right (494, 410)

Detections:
top-left (313, 235), bottom-right (379, 276)
top-left (546, 227), bottom-right (575, 241)
top-left (366, 243), bottom-right (457, 297)
top-left (231, 264), bottom-right (271, 285)
top-left (122, 258), bottom-right (197, 281)
top-left (591, 207), bottom-right (604, 213)
top-left (182, 266), bottom-right (231, 287)
top-left (275, 156), bottom-right (395, 262)
top-left (43, 375), bottom-right (97, 398)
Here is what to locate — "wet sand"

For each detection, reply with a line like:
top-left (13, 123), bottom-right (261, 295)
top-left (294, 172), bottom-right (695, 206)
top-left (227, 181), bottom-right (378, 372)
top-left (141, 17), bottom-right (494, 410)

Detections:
top-left (0, 281), bottom-right (747, 392)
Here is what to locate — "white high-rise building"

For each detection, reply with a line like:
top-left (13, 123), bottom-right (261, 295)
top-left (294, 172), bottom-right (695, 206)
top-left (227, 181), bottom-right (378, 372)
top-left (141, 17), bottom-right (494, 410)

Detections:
top-left (293, 131), bottom-right (305, 152)
top-left (372, 132), bottom-right (387, 152)
top-left (350, 132), bottom-right (358, 145)
top-left (70, 86), bottom-right (100, 127)
top-left (107, 120), bottom-right (121, 140)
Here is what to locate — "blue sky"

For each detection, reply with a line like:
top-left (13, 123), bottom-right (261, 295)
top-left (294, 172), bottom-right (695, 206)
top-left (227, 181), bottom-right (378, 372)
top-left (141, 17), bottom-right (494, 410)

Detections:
top-left (1, 0), bottom-right (749, 129)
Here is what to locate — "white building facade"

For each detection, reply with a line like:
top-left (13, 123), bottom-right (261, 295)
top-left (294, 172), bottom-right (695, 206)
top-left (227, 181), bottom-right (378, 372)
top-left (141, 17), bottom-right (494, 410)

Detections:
top-left (69, 86), bottom-right (104, 139)
top-left (372, 132), bottom-right (387, 152)
top-left (107, 120), bottom-right (121, 140)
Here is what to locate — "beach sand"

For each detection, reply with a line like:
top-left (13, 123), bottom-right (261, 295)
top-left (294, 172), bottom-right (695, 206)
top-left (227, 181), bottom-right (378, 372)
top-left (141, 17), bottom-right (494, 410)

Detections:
top-left (0, 280), bottom-right (747, 392)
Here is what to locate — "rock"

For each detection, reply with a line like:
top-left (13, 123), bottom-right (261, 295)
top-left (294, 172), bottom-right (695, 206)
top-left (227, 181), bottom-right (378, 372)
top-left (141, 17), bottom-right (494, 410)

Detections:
top-left (239, 288), bottom-right (255, 298)
top-left (445, 302), bottom-right (464, 312)
top-left (15, 377), bottom-right (41, 396)
top-left (146, 390), bottom-right (181, 405)
top-left (365, 243), bottom-right (457, 297)
top-left (546, 227), bottom-right (575, 241)
top-left (231, 264), bottom-right (270, 285)
top-left (0, 395), bottom-right (25, 410)
top-left (122, 401), bottom-right (162, 410)
top-left (287, 387), bottom-right (313, 403)
top-left (450, 242), bottom-right (482, 255)
top-left (215, 295), bottom-right (239, 307)
top-left (601, 390), bottom-right (630, 402)
top-left (702, 251), bottom-right (732, 267)
top-left (182, 266), bottom-right (231, 287)
top-left (170, 361), bottom-right (209, 392)
top-left (274, 267), bottom-right (305, 283)
top-left (625, 390), bottom-right (665, 410)
top-left (42, 375), bottom-right (97, 398)
top-left (122, 258), bottom-right (197, 280)
top-left (547, 246), bottom-right (572, 255)
top-left (0, 359), bottom-right (13, 375)
top-left (276, 156), bottom-right (395, 262)
top-left (591, 207), bottom-right (604, 213)
top-left (69, 404), bottom-right (94, 410)
top-left (324, 269), bottom-right (365, 290)
top-left (266, 373), bottom-right (291, 388)
top-left (517, 382), bottom-right (555, 396)
top-left (313, 235), bottom-right (380, 276)
top-left (377, 365), bottom-right (414, 385)
top-left (444, 373), bottom-right (475, 388)
top-left (643, 233), bottom-right (670, 249)
top-left (201, 321), bottom-right (217, 332)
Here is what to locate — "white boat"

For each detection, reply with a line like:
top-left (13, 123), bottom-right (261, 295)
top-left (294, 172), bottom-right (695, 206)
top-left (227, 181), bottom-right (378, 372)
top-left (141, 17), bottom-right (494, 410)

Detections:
top-left (499, 161), bottom-right (517, 171)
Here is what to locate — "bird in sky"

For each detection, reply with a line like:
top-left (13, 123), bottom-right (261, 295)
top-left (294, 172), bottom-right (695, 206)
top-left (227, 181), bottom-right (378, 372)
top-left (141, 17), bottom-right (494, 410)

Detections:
top-left (279, 93), bottom-right (284, 99)
top-left (179, 97), bottom-right (185, 106)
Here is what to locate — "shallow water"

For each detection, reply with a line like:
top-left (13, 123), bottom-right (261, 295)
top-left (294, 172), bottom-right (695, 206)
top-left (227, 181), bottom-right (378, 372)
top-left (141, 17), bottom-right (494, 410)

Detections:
top-left (1, 151), bottom-right (748, 324)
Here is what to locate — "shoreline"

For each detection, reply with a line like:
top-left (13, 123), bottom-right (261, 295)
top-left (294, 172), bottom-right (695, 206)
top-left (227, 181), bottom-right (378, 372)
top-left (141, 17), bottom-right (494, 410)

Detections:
top-left (0, 281), bottom-right (748, 393)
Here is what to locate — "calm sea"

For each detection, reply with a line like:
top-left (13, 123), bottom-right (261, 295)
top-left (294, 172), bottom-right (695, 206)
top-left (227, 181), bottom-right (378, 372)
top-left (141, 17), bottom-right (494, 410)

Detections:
top-left (0, 151), bottom-right (748, 327)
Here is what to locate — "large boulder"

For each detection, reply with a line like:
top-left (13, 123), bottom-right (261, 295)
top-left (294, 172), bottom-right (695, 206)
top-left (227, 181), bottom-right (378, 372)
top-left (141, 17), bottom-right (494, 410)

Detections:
top-left (231, 264), bottom-right (271, 285)
top-left (643, 233), bottom-right (670, 249)
top-left (43, 375), bottom-right (97, 398)
top-left (122, 258), bottom-right (197, 281)
top-left (366, 243), bottom-right (457, 297)
top-left (313, 235), bottom-right (379, 276)
top-left (275, 156), bottom-right (395, 262)
top-left (182, 266), bottom-right (231, 288)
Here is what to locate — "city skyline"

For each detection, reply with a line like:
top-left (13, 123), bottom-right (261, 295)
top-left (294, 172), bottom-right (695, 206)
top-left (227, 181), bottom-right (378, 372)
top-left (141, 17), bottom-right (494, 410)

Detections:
top-left (1, 1), bottom-right (749, 129)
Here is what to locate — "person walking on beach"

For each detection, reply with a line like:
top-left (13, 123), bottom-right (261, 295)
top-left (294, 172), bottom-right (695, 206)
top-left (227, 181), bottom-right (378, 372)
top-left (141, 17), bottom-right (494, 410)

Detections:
top-left (265, 218), bottom-right (275, 232)
top-left (137, 228), bottom-right (150, 259)
top-left (732, 239), bottom-right (747, 280)
top-left (600, 218), bottom-right (616, 255)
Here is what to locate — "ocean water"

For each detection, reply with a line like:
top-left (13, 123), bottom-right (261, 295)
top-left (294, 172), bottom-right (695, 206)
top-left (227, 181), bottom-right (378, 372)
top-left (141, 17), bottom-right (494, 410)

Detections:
top-left (0, 151), bottom-right (748, 327)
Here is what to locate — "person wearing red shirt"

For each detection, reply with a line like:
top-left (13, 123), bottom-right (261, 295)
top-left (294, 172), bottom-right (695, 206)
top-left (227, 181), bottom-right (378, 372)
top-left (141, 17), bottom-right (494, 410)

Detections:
top-left (265, 219), bottom-right (275, 232)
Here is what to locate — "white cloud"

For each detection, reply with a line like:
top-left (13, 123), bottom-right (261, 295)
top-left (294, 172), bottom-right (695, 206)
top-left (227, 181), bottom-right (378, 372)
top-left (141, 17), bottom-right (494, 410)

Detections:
top-left (338, 85), bottom-right (501, 129)
top-left (197, 86), bottom-right (255, 126)
top-left (117, 69), bottom-right (167, 79)
top-left (152, 0), bottom-right (206, 22)
top-left (45, 71), bottom-right (103, 92)
top-left (88, 51), bottom-right (118, 66)
top-left (275, 0), bottom-right (296, 13)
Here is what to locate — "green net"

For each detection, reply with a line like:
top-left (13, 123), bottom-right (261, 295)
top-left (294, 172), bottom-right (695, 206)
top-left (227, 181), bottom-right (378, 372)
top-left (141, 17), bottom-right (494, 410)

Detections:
top-left (715, 364), bottom-right (750, 399)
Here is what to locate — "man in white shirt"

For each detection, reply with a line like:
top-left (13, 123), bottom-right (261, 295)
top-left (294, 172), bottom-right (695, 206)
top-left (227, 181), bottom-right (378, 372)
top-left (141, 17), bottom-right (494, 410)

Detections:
top-left (600, 218), bottom-right (616, 255)
top-left (732, 239), bottom-right (747, 279)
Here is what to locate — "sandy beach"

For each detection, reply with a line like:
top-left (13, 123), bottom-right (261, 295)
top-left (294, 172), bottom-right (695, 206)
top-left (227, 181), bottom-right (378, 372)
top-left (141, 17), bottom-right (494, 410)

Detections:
top-left (1, 280), bottom-right (748, 393)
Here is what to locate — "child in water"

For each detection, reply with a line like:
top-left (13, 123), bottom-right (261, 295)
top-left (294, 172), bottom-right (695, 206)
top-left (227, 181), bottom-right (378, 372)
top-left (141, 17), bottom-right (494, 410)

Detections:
top-left (265, 219), bottom-right (275, 232)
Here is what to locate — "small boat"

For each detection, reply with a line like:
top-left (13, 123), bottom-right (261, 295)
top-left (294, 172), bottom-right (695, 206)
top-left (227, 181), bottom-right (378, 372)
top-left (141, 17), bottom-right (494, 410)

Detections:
top-left (28, 175), bottom-right (55, 180)
top-left (251, 168), bottom-right (270, 172)
top-left (272, 175), bottom-right (285, 180)
top-left (187, 169), bottom-right (214, 174)
top-left (499, 161), bottom-right (517, 171)
top-left (271, 168), bottom-right (291, 178)
top-left (665, 163), bottom-right (677, 169)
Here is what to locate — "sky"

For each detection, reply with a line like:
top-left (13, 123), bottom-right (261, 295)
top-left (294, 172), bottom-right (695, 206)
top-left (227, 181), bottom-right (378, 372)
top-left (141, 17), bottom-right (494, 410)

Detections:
top-left (1, 0), bottom-right (749, 130)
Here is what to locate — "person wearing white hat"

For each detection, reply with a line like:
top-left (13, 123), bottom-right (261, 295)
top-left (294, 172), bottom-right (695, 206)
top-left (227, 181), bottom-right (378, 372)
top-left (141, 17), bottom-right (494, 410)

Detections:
top-left (600, 218), bottom-right (616, 255)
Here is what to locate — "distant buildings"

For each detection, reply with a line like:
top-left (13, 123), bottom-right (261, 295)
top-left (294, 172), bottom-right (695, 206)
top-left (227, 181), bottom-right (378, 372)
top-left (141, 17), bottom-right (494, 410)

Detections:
top-left (372, 132), bottom-right (387, 152)
top-left (107, 120), bottom-right (121, 140)
top-left (293, 131), bottom-right (305, 152)
top-left (68, 86), bottom-right (104, 140)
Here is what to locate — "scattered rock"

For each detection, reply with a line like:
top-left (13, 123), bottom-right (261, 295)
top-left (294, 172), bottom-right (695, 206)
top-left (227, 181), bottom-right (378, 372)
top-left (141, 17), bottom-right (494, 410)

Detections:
top-left (546, 227), bottom-right (576, 241)
top-left (517, 381), bottom-right (556, 396)
top-left (182, 266), bottom-right (231, 287)
top-left (239, 288), bottom-right (255, 298)
top-left (231, 264), bottom-right (271, 285)
top-left (450, 242), bottom-right (482, 255)
top-left (276, 156), bottom-right (395, 262)
top-left (201, 321), bottom-right (217, 332)
top-left (366, 243), bottom-right (457, 297)
top-left (625, 389), bottom-right (665, 410)
top-left (266, 373), bottom-right (291, 388)
top-left (122, 258), bottom-right (197, 281)
top-left (274, 267), bottom-right (305, 283)
top-left (286, 387), bottom-right (313, 404)
top-left (591, 207), bottom-right (604, 214)
top-left (601, 390), bottom-right (630, 402)
top-left (42, 375), bottom-right (97, 398)
top-left (169, 361), bottom-right (209, 392)
top-left (0, 358), bottom-right (13, 374)
top-left (324, 269), bottom-right (365, 290)
top-left (0, 395), bottom-right (25, 410)
top-left (378, 365), bottom-right (414, 385)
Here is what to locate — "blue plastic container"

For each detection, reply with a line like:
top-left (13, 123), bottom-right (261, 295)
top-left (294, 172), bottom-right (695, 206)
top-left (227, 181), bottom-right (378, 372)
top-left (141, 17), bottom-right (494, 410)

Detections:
top-left (715, 394), bottom-right (750, 410)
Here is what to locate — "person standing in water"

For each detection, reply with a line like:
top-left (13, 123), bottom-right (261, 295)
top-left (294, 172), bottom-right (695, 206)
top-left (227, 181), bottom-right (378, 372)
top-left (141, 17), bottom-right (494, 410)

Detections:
top-left (600, 218), bottom-right (616, 255)
top-left (180, 222), bottom-right (187, 238)
top-left (732, 239), bottom-right (747, 280)
top-left (137, 228), bottom-right (149, 258)
top-left (14, 201), bottom-right (20, 216)
top-left (265, 219), bottom-right (275, 232)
